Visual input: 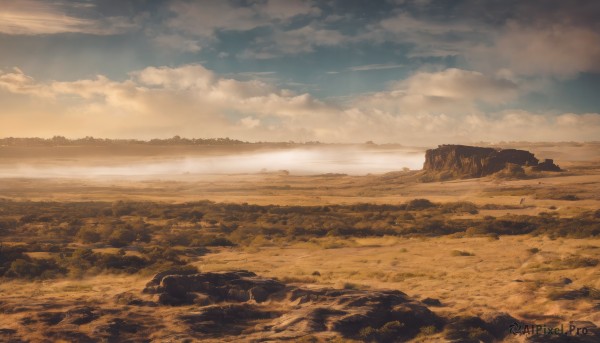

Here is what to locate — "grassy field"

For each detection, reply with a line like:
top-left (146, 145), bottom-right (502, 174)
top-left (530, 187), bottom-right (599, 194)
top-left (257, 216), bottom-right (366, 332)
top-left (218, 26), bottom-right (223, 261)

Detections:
top-left (0, 142), bottom-right (598, 342)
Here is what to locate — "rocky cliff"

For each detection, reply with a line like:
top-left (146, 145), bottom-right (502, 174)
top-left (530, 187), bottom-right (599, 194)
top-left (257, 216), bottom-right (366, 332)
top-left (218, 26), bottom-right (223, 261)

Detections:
top-left (423, 145), bottom-right (560, 179)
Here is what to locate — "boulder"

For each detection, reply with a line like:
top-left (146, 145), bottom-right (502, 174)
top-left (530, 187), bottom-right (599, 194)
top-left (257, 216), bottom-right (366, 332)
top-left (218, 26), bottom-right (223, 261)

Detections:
top-left (148, 270), bottom-right (286, 306)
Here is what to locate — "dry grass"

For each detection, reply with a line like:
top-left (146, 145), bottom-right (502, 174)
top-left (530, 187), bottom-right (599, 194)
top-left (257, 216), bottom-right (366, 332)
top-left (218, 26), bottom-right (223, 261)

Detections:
top-left (1, 142), bottom-right (599, 341)
top-left (197, 235), bottom-right (600, 324)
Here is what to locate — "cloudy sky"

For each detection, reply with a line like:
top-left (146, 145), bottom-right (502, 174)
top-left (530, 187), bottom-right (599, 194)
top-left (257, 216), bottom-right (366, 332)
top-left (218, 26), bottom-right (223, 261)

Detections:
top-left (1, 0), bottom-right (599, 144)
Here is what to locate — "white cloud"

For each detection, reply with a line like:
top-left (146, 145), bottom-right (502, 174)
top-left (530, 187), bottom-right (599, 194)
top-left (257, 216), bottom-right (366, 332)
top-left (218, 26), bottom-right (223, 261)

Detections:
top-left (153, 34), bottom-right (202, 53)
top-left (470, 22), bottom-right (600, 77)
top-left (397, 68), bottom-right (518, 104)
top-left (1, 65), bottom-right (598, 145)
top-left (348, 63), bottom-right (404, 72)
top-left (0, 67), bottom-right (49, 96)
top-left (0, 0), bottom-right (138, 35)
top-left (0, 0), bottom-right (92, 35)
top-left (133, 65), bottom-right (215, 90)
top-left (240, 116), bottom-right (261, 128)
top-left (0, 64), bottom-right (332, 138)
top-left (352, 68), bottom-right (518, 117)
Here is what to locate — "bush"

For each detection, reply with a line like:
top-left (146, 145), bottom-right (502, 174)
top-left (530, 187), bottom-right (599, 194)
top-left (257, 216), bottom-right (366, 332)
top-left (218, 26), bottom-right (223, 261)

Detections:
top-left (560, 256), bottom-right (598, 268)
top-left (406, 199), bottom-right (436, 210)
top-left (6, 258), bottom-right (65, 279)
top-left (203, 236), bottom-right (236, 247)
top-left (441, 202), bottom-right (478, 214)
top-left (111, 201), bottom-right (135, 217)
top-left (343, 282), bottom-right (360, 290)
top-left (108, 228), bottom-right (137, 247)
top-left (451, 250), bottom-right (474, 257)
top-left (558, 195), bottom-right (579, 201)
top-left (68, 248), bottom-right (150, 274)
top-left (358, 321), bottom-right (406, 342)
top-left (99, 254), bottom-right (147, 272)
top-left (77, 228), bottom-right (101, 243)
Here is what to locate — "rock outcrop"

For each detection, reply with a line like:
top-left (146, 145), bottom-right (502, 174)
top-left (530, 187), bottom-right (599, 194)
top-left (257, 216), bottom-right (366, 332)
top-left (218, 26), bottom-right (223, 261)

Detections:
top-left (423, 145), bottom-right (561, 179)
top-left (144, 270), bottom-right (286, 306)
top-left (143, 269), bottom-right (522, 342)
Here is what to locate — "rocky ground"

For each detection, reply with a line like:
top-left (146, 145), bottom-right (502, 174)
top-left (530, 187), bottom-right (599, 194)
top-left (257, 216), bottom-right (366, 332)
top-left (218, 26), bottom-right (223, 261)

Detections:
top-left (1, 269), bottom-right (598, 342)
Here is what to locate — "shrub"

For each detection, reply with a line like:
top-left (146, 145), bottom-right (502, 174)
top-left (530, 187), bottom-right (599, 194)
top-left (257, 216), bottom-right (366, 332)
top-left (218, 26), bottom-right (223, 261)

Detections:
top-left (108, 228), bottom-right (137, 247)
top-left (558, 195), bottom-right (579, 201)
top-left (451, 250), bottom-right (474, 256)
top-left (343, 282), bottom-right (360, 290)
top-left (204, 236), bottom-right (236, 247)
top-left (77, 227), bottom-right (101, 243)
top-left (358, 321), bottom-right (406, 342)
top-left (406, 199), bottom-right (436, 210)
top-left (6, 258), bottom-right (65, 279)
top-left (441, 202), bottom-right (478, 214)
top-left (560, 256), bottom-right (598, 268)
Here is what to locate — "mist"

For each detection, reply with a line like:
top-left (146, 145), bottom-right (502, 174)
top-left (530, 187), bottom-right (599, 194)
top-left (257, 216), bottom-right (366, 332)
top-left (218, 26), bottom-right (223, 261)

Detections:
top-left (0, 147), bottom-right (425, 179)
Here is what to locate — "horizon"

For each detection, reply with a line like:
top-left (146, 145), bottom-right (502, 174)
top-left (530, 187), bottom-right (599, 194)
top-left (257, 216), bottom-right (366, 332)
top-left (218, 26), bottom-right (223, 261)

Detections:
top-left (2, 135), bottom-right (600, 146)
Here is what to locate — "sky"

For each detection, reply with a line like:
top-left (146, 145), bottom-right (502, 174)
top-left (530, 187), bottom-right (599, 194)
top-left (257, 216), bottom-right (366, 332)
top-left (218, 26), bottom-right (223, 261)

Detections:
top-left (0, 0), bottom-right (599, 145)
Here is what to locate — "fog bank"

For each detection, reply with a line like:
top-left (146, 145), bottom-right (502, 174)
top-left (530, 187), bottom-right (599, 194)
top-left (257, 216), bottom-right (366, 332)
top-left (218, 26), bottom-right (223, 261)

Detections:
top-left (0, 147), bottom-right (425, 178)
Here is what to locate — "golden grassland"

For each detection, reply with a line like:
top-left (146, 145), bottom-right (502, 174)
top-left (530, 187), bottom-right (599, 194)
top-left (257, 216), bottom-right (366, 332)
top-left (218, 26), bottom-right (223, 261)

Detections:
top-left (0, 142), bottom-right (599, 342)
top-left (1, 235), bottom-right (598, 342)
top-left (200, 236), bottom-right (600, 323)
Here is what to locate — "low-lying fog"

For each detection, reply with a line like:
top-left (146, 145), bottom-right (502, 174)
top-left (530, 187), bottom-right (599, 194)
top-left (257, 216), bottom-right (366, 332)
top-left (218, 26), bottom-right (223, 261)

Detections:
top-left (0, 147), bottom-right (425, 178)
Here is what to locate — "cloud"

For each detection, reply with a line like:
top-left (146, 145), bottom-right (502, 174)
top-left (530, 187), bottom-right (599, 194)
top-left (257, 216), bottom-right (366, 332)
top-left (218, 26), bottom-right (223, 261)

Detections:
top-left (347, 64), bottom-right (404, 72)
top-left (240, 116), bottom-right (260, 129)
top-left (364, 11), bottom-right (482, 58)
top-left (167, 0), bottom-right (320, 38)
top-left (0, 0), bottom-right (138, 35)
top-left (0, 64), bottom-right (333, 139)
top-left (133, 65), bottom-right (215, 90)
top-left (352, 68), bottom-right (518, 117)
top-left (397, 68), bottom-right (518, 104)
top-left (0, 67), bottom-right (49, 96)
top-left (470, 22), bottom-right (600, 77)
top-left (361, 2), bottom-right (600, 78)
top-left (1, 65), bottom-right (598, 145)
top-left (244, 24), bottom-right (349, 57)
top-left (379, 12), bottom-right (472, 35)
top-left (152, 34), bottom-right (202, 53)
top-left (261, 0), bottom-right (321, 20)
top-left (167, 0), bottom-right (338, 58)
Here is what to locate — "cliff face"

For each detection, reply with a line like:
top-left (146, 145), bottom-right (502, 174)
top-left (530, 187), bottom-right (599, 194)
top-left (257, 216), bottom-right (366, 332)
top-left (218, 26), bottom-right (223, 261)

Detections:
top-left (423, 145), bottom-right (559, 178)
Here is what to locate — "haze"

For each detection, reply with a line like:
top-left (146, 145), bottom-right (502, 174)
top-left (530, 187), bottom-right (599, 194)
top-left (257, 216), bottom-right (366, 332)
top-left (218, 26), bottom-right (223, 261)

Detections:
top-left (0, 146), bottom-right (424, 178)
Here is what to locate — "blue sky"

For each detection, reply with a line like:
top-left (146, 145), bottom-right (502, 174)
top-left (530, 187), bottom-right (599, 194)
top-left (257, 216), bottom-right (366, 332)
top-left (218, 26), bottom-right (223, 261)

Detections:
top-left (0, 0), bottom-right (599, 144)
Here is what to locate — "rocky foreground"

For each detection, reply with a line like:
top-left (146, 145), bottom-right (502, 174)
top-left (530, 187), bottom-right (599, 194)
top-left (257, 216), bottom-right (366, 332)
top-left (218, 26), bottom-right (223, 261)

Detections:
top-left (3, 270), bottom-right (598, 342)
